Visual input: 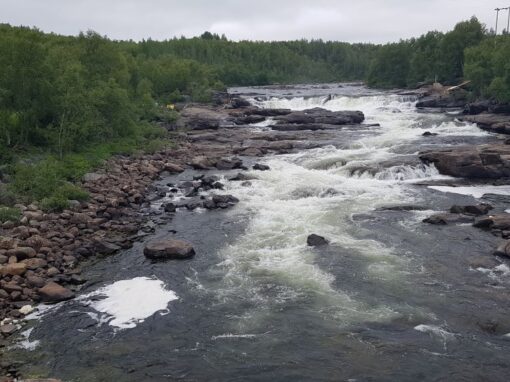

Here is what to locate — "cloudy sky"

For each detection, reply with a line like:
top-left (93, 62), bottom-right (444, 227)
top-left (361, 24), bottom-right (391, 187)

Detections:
top-left (0, 0), bottom-right (507, 43)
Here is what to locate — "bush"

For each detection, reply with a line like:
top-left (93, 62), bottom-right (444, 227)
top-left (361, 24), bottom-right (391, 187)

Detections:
top-left (0, 206), bottom-right (21, 223)
top-left (40, 195), bottom-right (69, 212)
top-left (57, 183), bottom-right (89, 201)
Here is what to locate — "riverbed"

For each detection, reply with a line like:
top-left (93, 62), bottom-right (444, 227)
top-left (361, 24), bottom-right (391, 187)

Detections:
top-left (8, 84), bottom-right (510, 381)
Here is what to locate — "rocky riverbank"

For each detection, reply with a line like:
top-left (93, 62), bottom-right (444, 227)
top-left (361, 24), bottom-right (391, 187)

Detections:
top-left (0, 99), bottom-right (368, 367)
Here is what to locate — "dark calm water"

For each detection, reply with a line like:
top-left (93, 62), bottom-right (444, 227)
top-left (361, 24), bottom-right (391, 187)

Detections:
top-left (8, 84), bottom-right (510, 381)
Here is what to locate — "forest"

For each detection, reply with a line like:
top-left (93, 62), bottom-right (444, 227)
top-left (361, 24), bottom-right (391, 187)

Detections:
top-left (0, 17), bottom-right (509, 211)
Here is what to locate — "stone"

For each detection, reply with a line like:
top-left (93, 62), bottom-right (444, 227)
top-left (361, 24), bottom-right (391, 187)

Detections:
top-left (253, 163), bottom-right (270, 171)
top-left (420, 144), bottom-right (510, 179)
top-left (7, 247), bottom-right (36, 260)
top-left (423, 213), bottom-right (474, 225)
top-left (19, 305), bottom-right (33, 315)
top-left (307, 234), bottom-right (329, 247)
top-left (163, 203), bottom-right (176, 213)
top-left (449, 204), bottom-right (493, 216)
top-left (0, 263), bottom-right (27, 276)
top-left (94, 240), bottom-right (121, 255)
top-left (83, 172), bottom-right (105, 182)
top-left (144, 239), bottom-right (195, 260)
top-left (190, 156), bottom-right (214, 170)
top-left (38, 282), bottom-right (74, 303)
top-left (474, 214), bottom-right (510, 230)
top-left (26, 275), bottom-right (45, 288)
top-left (164, 162), bottom-right (185, 173)
top-left (0, 324), bottom-right (17, 335)
top-left (494, 241), bottom-right (510, 258)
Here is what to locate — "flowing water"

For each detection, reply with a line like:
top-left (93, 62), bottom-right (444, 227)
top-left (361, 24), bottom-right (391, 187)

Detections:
top-left (8, 84), bottom-right (510, 381)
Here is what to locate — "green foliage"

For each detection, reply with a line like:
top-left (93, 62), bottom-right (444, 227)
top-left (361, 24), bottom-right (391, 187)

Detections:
top-left (0, 206), bottom-right (20, 223)
top-left (40, 196), bottom-right (70, 213)
top-left (367, 17), bottom-right (486, 88)
top-left (464, 36), bottom-right (510, 102)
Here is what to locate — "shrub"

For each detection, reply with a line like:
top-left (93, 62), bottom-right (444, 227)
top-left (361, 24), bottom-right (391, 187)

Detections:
top-left (40, 195), bottom-right (69, 212)
top-left (57, 183), bottom-right (89, 201)
top-left (0, 206), bottom-right (21, 223)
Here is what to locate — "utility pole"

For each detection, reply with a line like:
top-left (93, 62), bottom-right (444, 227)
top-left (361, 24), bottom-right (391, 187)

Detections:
top-left (507, 6), bottom-right (510, 34)
top-left (495, 7), bottom-right (501, 35)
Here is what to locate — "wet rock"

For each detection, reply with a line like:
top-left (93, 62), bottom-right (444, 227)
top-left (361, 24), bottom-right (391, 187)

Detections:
top-left (378, 205), bottom-right (427, 211)
top-left (422, 131), bottom-right (438, 137)
top-left (93, 240), bottom-right (121, 255)
top-left (212, 195), bottom-right (239, 205)
top-left (163, 202), bottom-right (176, 213)
top-left (449, 204), bottom-right (493, 216)
top-left (423, 213), bottom-right (474, 225)
top-left (230, 97), bottom-right (251, 108)
top-left (38, 282), bottom-right (74, 303)
top-left (228, 173), bottom-right (255, 181)
top-left (253, 163), bottom-right (270, 171)
top-left (473, 214), bottom-right (510, 230)
top-left (307, 234), bottom-right (329, 247)
top-left (144, 239), bottom-right (195, 260)
top-left (493, 241), bottom-right (510, 258)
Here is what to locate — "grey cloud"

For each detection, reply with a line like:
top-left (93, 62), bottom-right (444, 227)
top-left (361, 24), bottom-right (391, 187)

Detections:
top-left (0, 0), bottom-right (506, 43)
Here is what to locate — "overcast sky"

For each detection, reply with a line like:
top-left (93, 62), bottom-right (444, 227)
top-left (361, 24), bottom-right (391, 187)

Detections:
top-left (0, 0), bottom-right (507, 43)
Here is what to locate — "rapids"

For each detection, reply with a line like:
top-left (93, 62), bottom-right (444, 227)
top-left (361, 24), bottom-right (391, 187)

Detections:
top-left (8, 84), bottom-right (510, 381)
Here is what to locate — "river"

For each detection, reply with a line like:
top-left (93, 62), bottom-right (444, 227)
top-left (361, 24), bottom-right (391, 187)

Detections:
top-left (8, 84), bottom-right (510, 381)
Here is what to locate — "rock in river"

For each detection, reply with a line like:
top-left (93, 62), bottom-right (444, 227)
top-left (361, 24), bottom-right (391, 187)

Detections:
top-left (307, 234), bottom-right (329, 247)
top-left (144, 239), bottom-right (195, 260)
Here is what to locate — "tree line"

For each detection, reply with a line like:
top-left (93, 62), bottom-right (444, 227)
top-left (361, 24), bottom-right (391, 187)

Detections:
top-left (2, 17), bottom-right (509, 161)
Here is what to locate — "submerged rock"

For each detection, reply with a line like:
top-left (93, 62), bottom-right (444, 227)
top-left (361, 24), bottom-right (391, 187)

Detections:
top-left (144, 239), bottom-right (195, 260)
top-left (307, 234), bottom-right (329, 247)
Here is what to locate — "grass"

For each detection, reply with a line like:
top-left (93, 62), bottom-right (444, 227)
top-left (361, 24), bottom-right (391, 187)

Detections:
top-left (5, 123), bottom-right (172, 211)
top-left (0, 206), bottom-right (21, 223)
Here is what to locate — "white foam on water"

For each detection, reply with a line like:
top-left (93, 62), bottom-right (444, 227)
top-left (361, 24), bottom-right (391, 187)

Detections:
top-left (80, 277), bottom-right (179, 329)
top-left (211, 333), bottom-right (259, 340)
top-left (209, 90), bottom-right (489, 328)
top-left (428, 185), bottom-right (510, 198)
top-left (414, 324), bottom-right (455, 350)
top-left (10, 328), bottom-right (40, 351)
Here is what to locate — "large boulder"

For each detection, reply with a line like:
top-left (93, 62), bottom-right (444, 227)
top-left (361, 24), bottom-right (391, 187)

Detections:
top-left (38, 282), bottom-right (75, 303)
top-left (144, 239), bottom-right (195, 260)
top-left (473, 214), bottom-right (510, 230)
top-left (420, 144), bottom-right (510, 178)
top-left (494, 240), bottom-right (510, 258)
top-left (459, 113), bottom-right (510, 135)
top-left (274, 108), bottom-right (364, 126)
